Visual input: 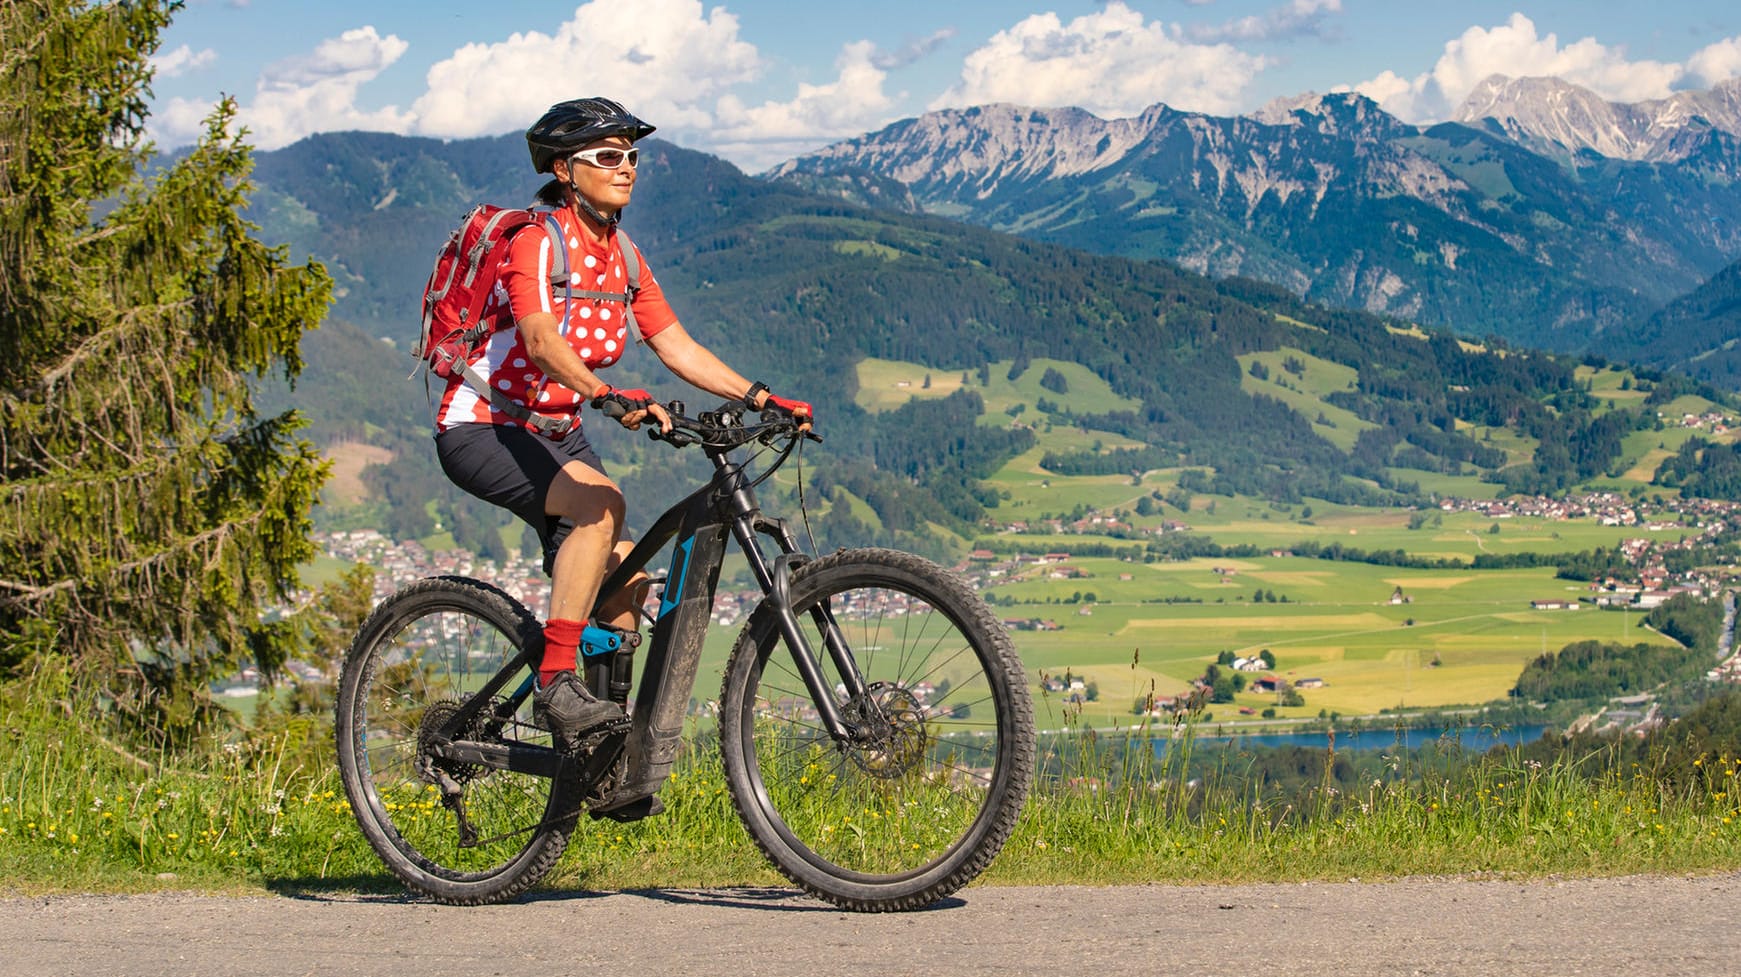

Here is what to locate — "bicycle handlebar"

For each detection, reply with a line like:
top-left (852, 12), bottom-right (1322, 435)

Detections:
top-left (595, 398), bottom-right (821, 451)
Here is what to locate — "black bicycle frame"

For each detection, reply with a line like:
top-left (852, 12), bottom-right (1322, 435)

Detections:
top-left (427, 427), bottom-right (872, 807)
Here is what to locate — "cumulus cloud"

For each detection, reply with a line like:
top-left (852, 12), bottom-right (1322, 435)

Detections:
top-left (931, 1), bottom-right (1266, 119)
top-left (150, 44), bottom-right (217, 79)
top-left (149, 26), bottom-right (411, 149)
top-left (411, 0), bottom-right (760, 142)
top-left (711, 40), bottom-right (901, 171)
top-left (1185, 0), bottom-right (1343, 44)
top-left (1687, 37), bottom-right (1741, 88)
top-left (1351, 13), bottom-right (1688, 121)
top-left (238, 27), bottom-right (414, 149)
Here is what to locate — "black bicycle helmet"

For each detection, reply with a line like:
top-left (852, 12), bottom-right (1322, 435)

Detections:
top-left (526, 98), bottom-right (656, 173)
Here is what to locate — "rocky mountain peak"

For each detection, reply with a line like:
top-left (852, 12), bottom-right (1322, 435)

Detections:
top-left (1453, 74), bottom-right (1741, 161)
top-left (768, 102), bottom-right (1173, 187)
top-left (1249, 90), bottom-right (1408, 143)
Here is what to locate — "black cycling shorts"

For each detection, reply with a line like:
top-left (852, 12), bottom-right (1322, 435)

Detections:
top-left (435, 421), bottom-right (604, 574)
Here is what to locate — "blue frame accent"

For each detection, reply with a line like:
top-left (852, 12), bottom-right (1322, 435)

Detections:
top-left (658, 535), bottom-right (695, 619)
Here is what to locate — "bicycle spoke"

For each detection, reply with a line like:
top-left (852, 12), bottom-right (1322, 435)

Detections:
top-left (337, 579), bottom-right (581, 903)
top-left (724, 552), bottom-right (1033, 907)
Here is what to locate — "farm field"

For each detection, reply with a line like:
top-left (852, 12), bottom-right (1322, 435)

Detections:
top-left (693, 357), bottom-right (1720, 732)
top-left (319, 354), bottom-right (1731, 740)
top-left (982, 557), bottom-right (1673, 729)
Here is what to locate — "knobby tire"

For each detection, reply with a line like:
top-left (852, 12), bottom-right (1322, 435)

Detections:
top-left (718, 548), bottom-right (1035, 911)
top-left (334, 576), bottom-right (583, 904)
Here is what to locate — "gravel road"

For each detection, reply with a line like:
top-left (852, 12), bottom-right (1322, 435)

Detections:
top-left (7, 874), bottom-right (1737, 977)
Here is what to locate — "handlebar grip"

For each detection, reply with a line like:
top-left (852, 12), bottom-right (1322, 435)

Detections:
top-left (595, 398), bottom-right (628, 420)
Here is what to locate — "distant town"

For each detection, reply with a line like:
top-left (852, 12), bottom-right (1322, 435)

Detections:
top-left (268, 488), bottom-right (1741, 699)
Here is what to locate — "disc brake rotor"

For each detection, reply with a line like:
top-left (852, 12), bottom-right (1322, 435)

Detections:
top-left (843, 683), bottom-right (929, 779)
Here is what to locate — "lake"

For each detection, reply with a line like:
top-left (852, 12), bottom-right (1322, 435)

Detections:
top-left (1172, 723), bottom-right (1550, 753)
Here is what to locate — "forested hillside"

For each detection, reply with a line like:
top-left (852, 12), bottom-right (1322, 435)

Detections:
top-left (244, 132), bottom-right (1732, 555)
top-left (1607, 258), bottom-right (1741, 389)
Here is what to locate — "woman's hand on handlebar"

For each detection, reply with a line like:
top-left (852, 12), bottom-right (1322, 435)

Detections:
top-left (762, 393), bottom-right (813, 432)
top-left (590, 384), bottom-right (673, 434)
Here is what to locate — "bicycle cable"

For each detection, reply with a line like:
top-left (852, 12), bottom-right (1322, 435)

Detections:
top-left (794, 434), bottom-right (822, 556)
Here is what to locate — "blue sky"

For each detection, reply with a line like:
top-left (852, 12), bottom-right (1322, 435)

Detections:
top-left (148, 1), bottom-right (1741, 172)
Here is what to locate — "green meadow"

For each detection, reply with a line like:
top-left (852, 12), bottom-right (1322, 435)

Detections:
top-left (845, 355), bottom-right (1712, 730)
top-left (978, 557), bottom-right (1666, 726)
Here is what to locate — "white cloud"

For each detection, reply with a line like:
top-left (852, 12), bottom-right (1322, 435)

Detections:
top-left (411, 0), bottom-right (760, 142)
top-left (931, 1), bottom-right (1267, 118)
top-left (147, 26), bottom-right (411, 149)
top-left (1352, 13), bottom-right (1687, 121)
top-left (712, 40), bottom-right (899, 171)
top-left (151, 44), bottom-right (217, 79)
top-left (1687, 37), bottom-right (1741, 88)
top-left (1186, 0), bottom-right (1343, 44)
top-left (236, 26), bottom-right (413, 149)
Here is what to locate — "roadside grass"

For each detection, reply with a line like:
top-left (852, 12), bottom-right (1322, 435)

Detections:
top-left (999, 704), bottom-right (1741, 883)
top-left (4, 671), bottom-right (1738, 899)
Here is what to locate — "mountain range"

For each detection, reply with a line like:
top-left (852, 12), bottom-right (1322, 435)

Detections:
top-left (769, 78), bottom-right (1741, 362)
top-left (1453, 75), bottom-right (1741, 163)
top-left (238, 124), bottom-right (1734, 556)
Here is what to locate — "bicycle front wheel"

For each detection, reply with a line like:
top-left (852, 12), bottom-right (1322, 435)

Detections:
top-left (718, 548), bottom-right (1035, 911)
top-left (334, 576), bottom-right (582, 904)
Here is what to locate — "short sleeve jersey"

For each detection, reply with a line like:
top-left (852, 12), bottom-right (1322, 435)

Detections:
top-left (434, 207), bottom-right (678, 434)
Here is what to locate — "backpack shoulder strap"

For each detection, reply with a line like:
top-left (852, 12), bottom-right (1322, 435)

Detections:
top-left (615, 228), bottom-right (644, 346)
top-left (524, 220), bottom-right (645, 346)
top-left (542, 212), bottom-right (575, 337)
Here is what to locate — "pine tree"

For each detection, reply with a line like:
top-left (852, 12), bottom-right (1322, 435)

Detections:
top-left (0, 0), bottom-right (333, 736)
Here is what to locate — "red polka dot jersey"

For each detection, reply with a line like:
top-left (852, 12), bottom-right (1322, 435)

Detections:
top-left (434, 207), bottom-right (677, 435)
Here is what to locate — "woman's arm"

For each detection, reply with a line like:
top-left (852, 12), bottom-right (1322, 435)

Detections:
top-left (644, 321), bottom-right (763, 404)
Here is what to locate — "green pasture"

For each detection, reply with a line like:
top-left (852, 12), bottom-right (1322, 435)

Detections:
top-left (985, 451), bottom-right (1160, 521)
top-left (1384, 467), bottom-right (1502, 499)
top-left (1578, 365), bottom-right (1652, 408)
top-left (1457, 423), bottom-right (1538, 469)
top-left (981, 556), bottom-right (1674, 728)
top-left (1655, 394), bottom-right (1733, 424)
top-left (853, 356), bottom-right (1139, 419)
top-left (1236, 348), bottom-right (1374, 451)
top-left (1156, 498), bottom-right (1693, 560)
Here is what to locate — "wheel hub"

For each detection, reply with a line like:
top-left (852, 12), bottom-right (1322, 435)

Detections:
top-left (843, 683), bottom-right (928, 779)
top-left (416, 698), bottom-right (496, 785)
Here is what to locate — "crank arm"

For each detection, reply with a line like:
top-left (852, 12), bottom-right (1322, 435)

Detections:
top-left (426, 739), bottom-right (567, 778)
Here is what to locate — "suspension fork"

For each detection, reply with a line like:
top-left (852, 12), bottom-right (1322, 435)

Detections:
top-left (752, 515), bottom-right (872, 705)
top-left (733, 510), bottom-right (872, 742)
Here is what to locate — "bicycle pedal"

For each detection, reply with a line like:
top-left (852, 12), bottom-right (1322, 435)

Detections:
top-left (564, 716), bottom-right (632, 755)
top-left (590, 794), bottom-right (664, 822)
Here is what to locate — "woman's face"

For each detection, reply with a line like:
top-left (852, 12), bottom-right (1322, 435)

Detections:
top-left (558, 135), bottom-right (636, 216)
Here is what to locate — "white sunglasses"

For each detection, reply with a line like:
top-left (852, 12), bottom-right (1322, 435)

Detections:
top-left (570, 146), bottom-right (639, 170)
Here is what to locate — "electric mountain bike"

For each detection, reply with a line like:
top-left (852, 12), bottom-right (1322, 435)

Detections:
top-left (334, 401), bottom-right (1035, 911)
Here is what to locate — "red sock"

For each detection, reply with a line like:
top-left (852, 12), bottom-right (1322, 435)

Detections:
top-left (539, 618), bottom-right (585, 687)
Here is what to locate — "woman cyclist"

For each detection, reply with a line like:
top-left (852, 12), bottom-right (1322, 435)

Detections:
top-left (433, 97), bottom-right (811, 754)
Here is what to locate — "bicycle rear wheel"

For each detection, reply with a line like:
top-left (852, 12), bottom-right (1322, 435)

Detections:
top-left (718, 548), bottom-right (1034, 911)
top-left (334, 576), bottom-right (581, 904)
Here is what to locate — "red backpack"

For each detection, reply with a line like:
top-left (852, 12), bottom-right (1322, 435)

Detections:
top-left (415, 205), bottom-right (643, 435)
